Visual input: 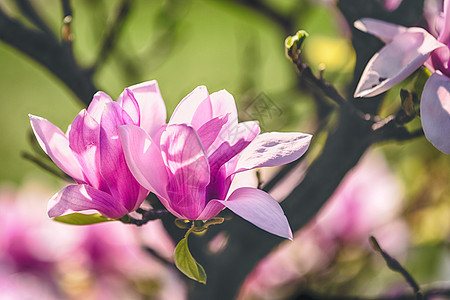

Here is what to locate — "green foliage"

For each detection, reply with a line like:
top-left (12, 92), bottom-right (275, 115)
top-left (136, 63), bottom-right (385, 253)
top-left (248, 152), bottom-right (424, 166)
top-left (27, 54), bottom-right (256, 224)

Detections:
top-left (174, 232), bottom-right (207, 284)
top-left (54, 213), bottom-right (114, 225)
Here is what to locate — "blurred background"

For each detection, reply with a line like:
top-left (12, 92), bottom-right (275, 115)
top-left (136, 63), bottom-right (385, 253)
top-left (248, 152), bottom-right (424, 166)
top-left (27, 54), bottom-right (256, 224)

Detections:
top-left (0, 0), bottom-right (450, 299)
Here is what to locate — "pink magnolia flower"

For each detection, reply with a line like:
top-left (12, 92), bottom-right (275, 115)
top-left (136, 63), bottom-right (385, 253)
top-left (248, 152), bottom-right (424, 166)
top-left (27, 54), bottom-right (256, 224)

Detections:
top-left (353, 1), bottom-right (450, 154)
top-left (29, 81), bottom-right (167, 219)
top-left (119, 86), bottom-right (312, 239)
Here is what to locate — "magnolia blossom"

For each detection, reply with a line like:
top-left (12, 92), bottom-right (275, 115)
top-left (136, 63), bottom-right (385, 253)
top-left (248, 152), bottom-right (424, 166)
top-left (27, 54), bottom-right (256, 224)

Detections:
top-left (119, 85), bottom-right (311, 239)
top-left (29, 81), bottom-right (168, 219)
top-left (353, 1), bottom-right (450, 154)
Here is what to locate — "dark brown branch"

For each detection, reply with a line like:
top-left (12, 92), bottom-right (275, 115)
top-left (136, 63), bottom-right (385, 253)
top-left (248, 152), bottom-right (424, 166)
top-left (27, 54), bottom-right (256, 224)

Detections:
top-left (119, 208), bottom-right (169, 226)
top-left (21, 152), bottom-right (73, 181)
top-left (0, 8), bottom-right (97, 105)
top-left (372, 116), bottom-right (424, 143)
top-left (61, 0), bottom-right (73, 47)
top-left (370, 236), bottom-right (422, 299)
top-left (143, 246), bottom-right (175, 268)
top-left (185, 1), bottom-right (426, 299)
top-left (61, 0), bottom-right (72, 19)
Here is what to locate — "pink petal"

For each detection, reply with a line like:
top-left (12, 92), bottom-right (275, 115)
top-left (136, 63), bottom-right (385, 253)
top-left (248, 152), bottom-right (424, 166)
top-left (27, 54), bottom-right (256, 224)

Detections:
top-left (120, 88), bottom-right (140, 126)
top-left (118, 125), bottom-right (171, 205)
top-left (196, 114), bottom-right (229, 151)
top-left (354, 28), bottom-right (445, 98)
top-left (438, 0), bottom-right (450, 44)
top-left (29, 114), bottom-right (85, 182)
top-left (99, 102), bottom-right (148, 212)
top-left (210, 89), bottom-right (238, 121)
top-left (208, 121), bottom-right (260, 175)
top-left (383, 0), bottom-right (402, 11)
top-left (68, 110), bottom-right (105, 190)
top-left (87, 91), bottom-right (113, 123)
top-left (47, 184), bottom-right (128, 219)
top-left (208, 90), bottom-right (240, 152)
top-left (420, 72), bottom-right (450, 154)
top-left (354, 18), bottom-right (406, 43)
top-left (118, 81), bottom-right (167, 136)
top-left (197, 200), bottom-right (225, 220)
top-left (233, 132), bottom-right (312, 174)
top-left (169, 86), bottom-right (213, 130)
top-left (160, 124), bottom-right (210, 219)
top-left (430, 45), bottom-right (450, 76)
top-left (216, 187), bottom-right (293, 239)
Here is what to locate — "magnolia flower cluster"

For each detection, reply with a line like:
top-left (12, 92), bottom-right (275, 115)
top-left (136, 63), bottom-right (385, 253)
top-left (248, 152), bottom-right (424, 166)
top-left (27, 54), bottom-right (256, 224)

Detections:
top-left (30, 81), bottom-right (311, 239)
top-left (354, 0), bottom-right (450, 153)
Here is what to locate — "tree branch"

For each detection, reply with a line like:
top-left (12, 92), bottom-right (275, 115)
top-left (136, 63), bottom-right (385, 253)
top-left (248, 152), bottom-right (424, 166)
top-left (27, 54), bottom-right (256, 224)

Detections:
top-left (0, 8), bottom-right (97, 105)
top-left (370, 236), bottom-right (422, 299)
top-left (186, 1), bottom-right (426, 299)
top-left (119, 208), bottom-right (169, 226)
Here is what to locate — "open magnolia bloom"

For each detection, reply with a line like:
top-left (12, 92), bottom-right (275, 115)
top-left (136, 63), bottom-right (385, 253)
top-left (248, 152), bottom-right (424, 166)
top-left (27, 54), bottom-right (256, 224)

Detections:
top-left (119, 86), bottom-right (312, 239)
top-left (353, 1), bottom-right (450, 154)
top-left (29, 81), bottom-right (167, 219)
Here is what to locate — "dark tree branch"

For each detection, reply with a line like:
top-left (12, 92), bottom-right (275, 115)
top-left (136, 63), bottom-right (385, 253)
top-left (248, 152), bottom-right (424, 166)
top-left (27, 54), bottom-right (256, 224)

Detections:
top-left (61, 0), bottom-right (72, 18)
top-left (143, 246), bottom-right (175, 268)
top-left (370, 236), bottom-right (422, 298)
top-left (185, 1), bottom-right (426, 299)
top-left (21, 152), bottom-right (73, 181)
top-left (119, 208), bottom-right (169, 226)
top-left (0, 8), bottom-right (97, 105)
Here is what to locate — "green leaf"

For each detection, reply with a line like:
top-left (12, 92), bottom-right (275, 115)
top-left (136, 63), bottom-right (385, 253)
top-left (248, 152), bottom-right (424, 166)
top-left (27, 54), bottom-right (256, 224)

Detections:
top-left (174, 236), bottom-right (207, 284)
top-left (53, 213), bottom-right (114, 225)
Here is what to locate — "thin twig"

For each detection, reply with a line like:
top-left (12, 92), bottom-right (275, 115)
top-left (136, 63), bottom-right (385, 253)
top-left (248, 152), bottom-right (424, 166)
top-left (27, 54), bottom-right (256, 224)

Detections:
top-left (90, 0), bottom-right (132, 74)
top-left (61, 0), bottom-right (73, 46)
top-left (0, 7), bottom-right (97, 105)
top-left (143, 246), bottom-right (175, 268)
top-left (21, 152), bottom-right (73, 181)
top-left (370, 236), bottom-right (423, 299)
top-left (16, 0), bottom-right (54, 35)
top-left (61, 0), bottom-right (72, 18)
top-left (119, 208), bottom-right (169, 226)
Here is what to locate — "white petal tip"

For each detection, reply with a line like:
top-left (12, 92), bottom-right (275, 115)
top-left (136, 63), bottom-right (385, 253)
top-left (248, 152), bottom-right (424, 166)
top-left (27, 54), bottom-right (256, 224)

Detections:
top-left (353, 20), bottom-right (367, 32)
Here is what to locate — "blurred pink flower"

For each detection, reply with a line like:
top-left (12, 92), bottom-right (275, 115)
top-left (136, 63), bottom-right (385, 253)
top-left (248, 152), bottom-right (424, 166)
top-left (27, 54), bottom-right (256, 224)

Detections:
top-left (380, 0), bottom-right (403, 11)
top-left (29, 81), bottom-right (168, 219)
top-left (314, 151), bottom-right (404, 243)
top-left (0, 179), bottom-right (186, 300)
top-left (239, 151), bottom-right (408, 299)
top-left (353, 2), bottom-right (450, 153)
top-left (119, 85), bottom-right (312, 239)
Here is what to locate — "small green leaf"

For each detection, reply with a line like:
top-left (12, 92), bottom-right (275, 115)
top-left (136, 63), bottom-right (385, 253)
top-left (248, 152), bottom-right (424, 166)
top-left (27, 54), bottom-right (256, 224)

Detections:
top-left (54, 213), bottom-right (114, 225)
top-left (174, 236), bottom-right (207, 284)
top-left (285, 30), bottom-right (309, 59)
